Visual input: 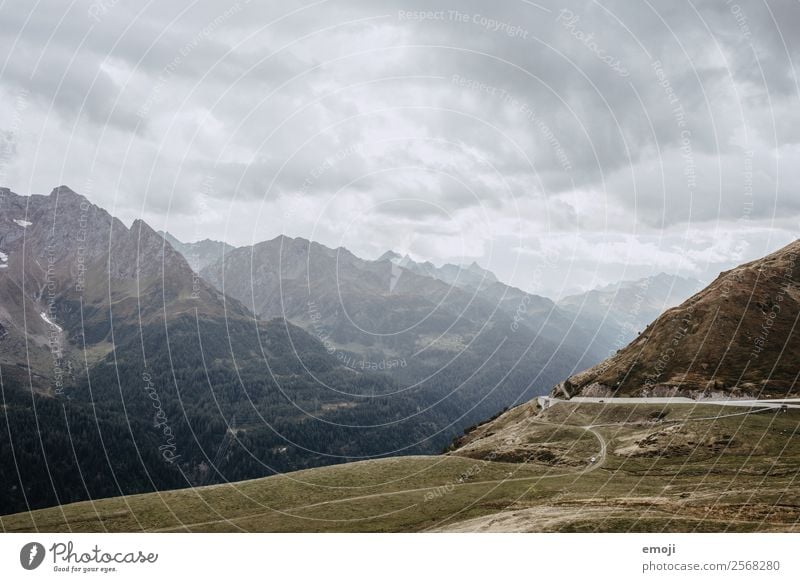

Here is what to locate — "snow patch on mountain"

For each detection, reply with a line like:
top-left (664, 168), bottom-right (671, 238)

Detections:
top-left (40, 311), bottom-right (63, 332)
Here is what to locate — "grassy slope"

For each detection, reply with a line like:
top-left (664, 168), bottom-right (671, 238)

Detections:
top-left (3, 402), bottom-right (800, 533)
top-left (560, 239), bottom-right (800, 397)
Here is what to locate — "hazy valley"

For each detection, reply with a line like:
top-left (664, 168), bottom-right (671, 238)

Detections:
top-left (0, 185), bottom-right (699, 517)
top-left (2, 186), bottom-right (798, 532)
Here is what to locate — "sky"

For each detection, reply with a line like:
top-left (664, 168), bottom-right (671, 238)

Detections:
top-left (0, 0), bottom-right (798, 298)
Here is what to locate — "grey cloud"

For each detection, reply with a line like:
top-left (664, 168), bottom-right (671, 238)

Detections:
top-left (1, 0), bottom-right (798, 295)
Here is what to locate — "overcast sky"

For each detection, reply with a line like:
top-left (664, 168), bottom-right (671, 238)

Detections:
top-left (1, 0), bottom-right (798, 298)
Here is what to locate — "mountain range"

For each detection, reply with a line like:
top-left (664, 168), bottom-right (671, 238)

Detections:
top-left (0, 185), bottom-right (605, 514)
top-left (2, 184), bottom-right (797, 526)
top-left (557, 272), bottom-right (704, 356)
top-left (0, 184), bottom-right (743, 516)
top-left (0, 186), bottom-right (440, 512)
top-left (197, 233), bottom-right (605, 387)
top-left (5, 234), bottom-right (798, 531)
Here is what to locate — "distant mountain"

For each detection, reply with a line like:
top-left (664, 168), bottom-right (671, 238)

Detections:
top-left (0, 186), bottom-right (240, 389)
top-left (200, 235), bottom-right (608, 411)
top-left (0, 185), bottom-right (605, 516)
top-left (380, 252), bottom-right (499, 292)
top-left (0, 187), bottom-right (488, 514)
top-left (558, 273), bottom-right (703, 349)
top-left (159, 231), bottom-right (235, 272)
top-left (554, 240), bottom-right (800, 398)
top-left (200, 235), bottom-right (595, 353)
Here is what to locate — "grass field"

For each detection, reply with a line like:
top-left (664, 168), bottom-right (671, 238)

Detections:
top-left (3, 402), bottom-right (800, 533)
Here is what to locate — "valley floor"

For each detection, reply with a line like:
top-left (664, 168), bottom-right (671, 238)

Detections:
top-left (3, 402), bottom-right (800, 533)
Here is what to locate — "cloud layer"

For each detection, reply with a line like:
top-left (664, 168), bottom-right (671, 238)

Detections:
top-left (1, 0), bottom-right (798, 297)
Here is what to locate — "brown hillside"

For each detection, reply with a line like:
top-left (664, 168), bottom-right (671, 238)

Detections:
top-left (555, 239), bottom-right (800, 398)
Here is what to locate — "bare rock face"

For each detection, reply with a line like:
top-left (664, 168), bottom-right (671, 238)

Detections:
top-left (0, 186), bottom-right (247, 388)
top-left (580, 382), bottom-right (613, 397)
top-left (552, 239), bottom-right (800, 399)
